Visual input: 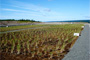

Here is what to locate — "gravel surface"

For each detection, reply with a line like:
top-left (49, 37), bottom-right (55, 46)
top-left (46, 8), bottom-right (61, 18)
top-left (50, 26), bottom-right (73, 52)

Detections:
top-left (63, 24), bottom-right (90, 60)
top-left (0, 26), bottom-right (49, 34)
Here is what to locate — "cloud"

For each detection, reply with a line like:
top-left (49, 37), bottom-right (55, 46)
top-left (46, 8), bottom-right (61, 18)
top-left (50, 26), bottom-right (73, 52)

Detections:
top-left (10, 0), bottom-right (50, 12)
top-left (2, 8), bottom-right (44, 16)
top-left (2, 8), bottom-right (22, 12)
top-left (7, 0), bottom-right (52, 16)
top-left (1, 0), bottom-right (64, 21)
top-left (44, 8), bottom-right (51, 12)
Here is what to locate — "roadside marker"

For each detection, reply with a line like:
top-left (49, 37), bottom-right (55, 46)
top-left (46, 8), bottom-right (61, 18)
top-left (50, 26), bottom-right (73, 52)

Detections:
top-left (74, 33), bottom-right (79, 36)
top-left (81, 26), bottom-right (84, 28)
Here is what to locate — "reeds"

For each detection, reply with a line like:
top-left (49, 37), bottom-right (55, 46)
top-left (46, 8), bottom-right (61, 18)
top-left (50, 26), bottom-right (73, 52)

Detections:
top-left (0, 24), bottom-right (84, 59)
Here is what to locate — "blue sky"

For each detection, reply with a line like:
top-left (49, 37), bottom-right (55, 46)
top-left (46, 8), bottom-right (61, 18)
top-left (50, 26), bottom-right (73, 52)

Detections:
top-left (0, 0), bottom-right (90, 22)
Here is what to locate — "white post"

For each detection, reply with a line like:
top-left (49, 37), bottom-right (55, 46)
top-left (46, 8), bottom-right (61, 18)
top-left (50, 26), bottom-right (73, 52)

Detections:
top-left (74, 33), bottom-right (79, 36)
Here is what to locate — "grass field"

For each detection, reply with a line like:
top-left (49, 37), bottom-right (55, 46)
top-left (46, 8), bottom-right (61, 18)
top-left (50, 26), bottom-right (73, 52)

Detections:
top-left (0, 25), bottom-right (48, 32)
top-left (0, 24), bottom-right (84, 60)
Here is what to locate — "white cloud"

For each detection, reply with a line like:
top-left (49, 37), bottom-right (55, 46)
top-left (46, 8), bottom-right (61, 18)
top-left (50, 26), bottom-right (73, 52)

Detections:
top-left (7, 0), bottom-right (53, 17)
top-left (1, 0), bottom-right (65, 21)
top-left (2, 8), bottom-right (42, 15)
top-left (2, 8), bottom-right (22, 12)
top-left (44, 8), bottom-right (51, 12)
top-left (10, 0), bottom-right (51, 12)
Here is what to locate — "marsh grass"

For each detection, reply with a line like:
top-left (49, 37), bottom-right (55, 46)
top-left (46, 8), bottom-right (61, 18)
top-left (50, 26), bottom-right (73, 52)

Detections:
top-left (0, 24), bottom-right (84, 60)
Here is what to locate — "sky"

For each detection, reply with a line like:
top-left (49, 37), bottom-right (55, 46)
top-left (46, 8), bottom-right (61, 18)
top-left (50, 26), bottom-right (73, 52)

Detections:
top-left (0, 0), bottom-right (90, 22)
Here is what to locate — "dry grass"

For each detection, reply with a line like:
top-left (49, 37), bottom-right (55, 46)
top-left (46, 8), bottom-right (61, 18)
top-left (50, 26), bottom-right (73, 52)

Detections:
top-left (0, 24), bottom-right (84, 60)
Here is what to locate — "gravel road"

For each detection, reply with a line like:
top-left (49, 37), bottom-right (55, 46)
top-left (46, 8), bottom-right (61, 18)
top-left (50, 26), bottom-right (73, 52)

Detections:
top-left (0, 26), bottom-right (49, 34)
top-left (63, 24), bottom-right (90, 60)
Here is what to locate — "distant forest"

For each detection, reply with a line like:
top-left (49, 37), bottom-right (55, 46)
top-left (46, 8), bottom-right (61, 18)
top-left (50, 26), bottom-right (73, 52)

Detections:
top-left (0, 19), bottom-right (40, 22)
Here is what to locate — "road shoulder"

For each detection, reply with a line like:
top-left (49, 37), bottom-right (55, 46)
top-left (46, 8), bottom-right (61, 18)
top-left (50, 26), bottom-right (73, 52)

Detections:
top-left (63, 24), bottom-right (89, 60)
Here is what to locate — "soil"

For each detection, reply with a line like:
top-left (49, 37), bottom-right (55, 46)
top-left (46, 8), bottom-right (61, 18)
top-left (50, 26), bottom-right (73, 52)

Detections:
top-left (0, 37), bottom-right (78, 60)
top-left (0, 26), bottom-right (83, 60)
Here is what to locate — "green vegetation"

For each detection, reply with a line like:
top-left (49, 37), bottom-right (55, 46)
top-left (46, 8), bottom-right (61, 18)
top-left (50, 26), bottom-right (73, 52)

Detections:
top-left (0, 24), bottom-right (84, 60)
top-left (0, 25), bottom-right (49, 32)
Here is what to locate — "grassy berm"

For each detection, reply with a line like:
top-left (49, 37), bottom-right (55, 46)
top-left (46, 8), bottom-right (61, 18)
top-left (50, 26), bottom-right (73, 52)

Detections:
top-left (0, 24), bottom-right (84, 60)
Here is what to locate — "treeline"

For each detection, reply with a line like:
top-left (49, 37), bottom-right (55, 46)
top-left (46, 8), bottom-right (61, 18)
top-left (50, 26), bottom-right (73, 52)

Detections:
top-left (0, 19), bottom-right (40, 22)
